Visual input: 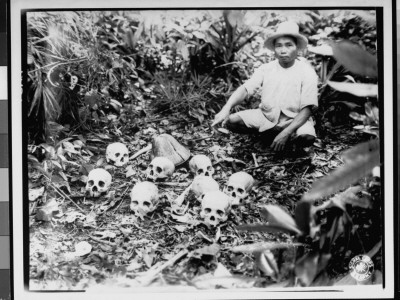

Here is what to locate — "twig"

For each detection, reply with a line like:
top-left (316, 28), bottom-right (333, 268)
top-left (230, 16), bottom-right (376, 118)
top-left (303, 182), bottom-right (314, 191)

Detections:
top-left (113, 185), bottom-right (132, 213)
top-left (46, 179), bottom-right (86, 214)
top-left (157, 182), bottom-right (190, 187)
top-left (136, 249), bottom-right (189, 286)
top-left (252, 153), bottom-right (259, 167)
top-left (243, 157), bottom-right (310, 171)
top-left (301, 166), bottom-right (310, 179)
top-left (89, 235), bottom-right (116, 246)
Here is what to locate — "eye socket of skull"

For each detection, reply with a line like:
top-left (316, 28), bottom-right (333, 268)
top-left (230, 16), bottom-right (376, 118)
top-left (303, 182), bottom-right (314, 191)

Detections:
top-left (204, 208), bottom-right (211, 214)
top-left (231, 204), bottom-right (238, 209)
top-left (227, 186), bottom-right (234, 192)
top-left (216, 209), bottom-right (224, 217)
top-left (115, 153), bottom-right (120, 158)
top-left (237, 188), bottom-right (245, 194)
top-left (143, 201), bottom-right (151, 208)
top-left (197, 169), bottom-right (204, 175)
top-left (124, 154), bottom-right (128, 157)
top-left (156, 166), bottom-right (162, 173)
top-left (149, 164), bottom-right (153, 169)
top-left (88, 180), bottom-right (94, 187)
top-left (131, 201), bottom-right (139, 206)
top-left (207, 166), bottom-right (213, 171)
top-left (99, 181), bottom-right (105, 188)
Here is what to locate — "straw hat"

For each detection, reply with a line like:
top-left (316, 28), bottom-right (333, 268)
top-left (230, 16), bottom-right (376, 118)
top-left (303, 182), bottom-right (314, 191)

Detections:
top-left (265, 21), bottom-right (308, 51)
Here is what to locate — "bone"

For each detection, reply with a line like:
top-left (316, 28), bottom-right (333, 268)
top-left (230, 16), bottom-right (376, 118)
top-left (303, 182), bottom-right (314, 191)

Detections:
top-left (130, 143), bottom-right (152, 160)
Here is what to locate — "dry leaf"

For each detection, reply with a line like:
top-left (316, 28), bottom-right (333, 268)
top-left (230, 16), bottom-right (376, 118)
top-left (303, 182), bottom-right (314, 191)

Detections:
top-left (75, 241), bottom-right (92, 256)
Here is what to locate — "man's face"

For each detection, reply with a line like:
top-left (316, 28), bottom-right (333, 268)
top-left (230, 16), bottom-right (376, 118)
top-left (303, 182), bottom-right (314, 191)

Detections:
top-left (274, 36), bottom-right (298, 66)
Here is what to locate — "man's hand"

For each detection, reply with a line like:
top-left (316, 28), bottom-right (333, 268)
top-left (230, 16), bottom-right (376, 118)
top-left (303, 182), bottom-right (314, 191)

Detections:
top-left (211, 106), bottom-right (231, 127)
top-left (271, 131), bottom-right (291, 152)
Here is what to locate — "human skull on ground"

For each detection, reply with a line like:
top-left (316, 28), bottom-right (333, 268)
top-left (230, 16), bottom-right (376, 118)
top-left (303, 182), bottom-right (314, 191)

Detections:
top-left (106, 142), bottom-right (129, 167)
top-left (146, 157), bottom-right (175, 181)
top-left (191, 175), bottom-right (219, 201)
top-left (189, 154), bottom-right (214, 177)
top-left (223, 171), bottom-right (254, 208)
top-left (130, 181), bottom-right (159, 216)
top-left (85, 168), bottom-right (112, 197)
top-left (200, 191), bottom-right (231, 227)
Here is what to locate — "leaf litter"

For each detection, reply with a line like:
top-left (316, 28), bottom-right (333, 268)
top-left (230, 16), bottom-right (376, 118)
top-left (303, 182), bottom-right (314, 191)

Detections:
top-left (28, 114), bottom-right (370, 290)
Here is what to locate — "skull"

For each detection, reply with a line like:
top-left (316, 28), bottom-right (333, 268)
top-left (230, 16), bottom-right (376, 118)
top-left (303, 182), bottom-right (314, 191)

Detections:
top-left (200, 191), bottom-right (231, 227)
top-left (85, 168), bottom-right (112, 197)
top-left (223, 172), bottom-right (254, 208)
top-left (191, 175), bottom-right (219, 201)
top-left (146, 157), bottom-right (175, 181)
top-left (106, 142), bottom-right (129, 167)
top-left (130, 181), bottom-right (159, 216)
top-left (189, 154), bottom-right (214, 177)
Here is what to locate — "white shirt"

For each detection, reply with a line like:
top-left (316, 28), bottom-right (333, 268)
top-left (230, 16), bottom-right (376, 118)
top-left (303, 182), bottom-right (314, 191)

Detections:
top-left (243, 58), bottom-right (319, 131)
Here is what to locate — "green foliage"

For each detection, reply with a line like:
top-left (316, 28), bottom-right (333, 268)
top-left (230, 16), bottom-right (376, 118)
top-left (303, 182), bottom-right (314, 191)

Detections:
top-left (151, 72), bottom-right (228, 123)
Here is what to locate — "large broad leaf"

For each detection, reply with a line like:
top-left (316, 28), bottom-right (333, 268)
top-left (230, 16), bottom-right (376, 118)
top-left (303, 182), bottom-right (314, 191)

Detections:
top-left (295, 251), bottom-right (319, 286)
top-left (342, 139), bottom-right (379, 162)
top-left (259, 205), bottom-right (302, 235)
top-left (255, 250), bottom-right (279, 278)
top-left (302, 147), bottom-right (379, 202)
top-left (295, 252), bottom-right (332, 287)
top-left (364, 102), bottom-right (379, 123)
top-left (329, 40), bottom-right (377, 77)
top-left (176, 40), bottom-right (190, 61)
top-left (224, 10), bottom-right (244, 28)
top-left (350, 10), bottom-right (377, 26)
top-left (327, 81), bottom-right (378, 97)
top-left (236, 223), bottom-right (301, 235)
top-left (231, 242), bottom-right (303, 253)
top-left (308, 44), bottom-right (333, 56)
top-left (294, 201), bottom-right (311, 235)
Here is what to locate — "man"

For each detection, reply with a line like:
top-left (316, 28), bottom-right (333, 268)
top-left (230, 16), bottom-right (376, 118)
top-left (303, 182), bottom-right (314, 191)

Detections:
top-left (212, 21), bottom-right (318, 153)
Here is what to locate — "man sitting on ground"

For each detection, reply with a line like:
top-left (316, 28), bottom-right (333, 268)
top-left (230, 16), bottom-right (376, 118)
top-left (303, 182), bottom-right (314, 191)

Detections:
top-left (212, 21), bottom-right (319, 154)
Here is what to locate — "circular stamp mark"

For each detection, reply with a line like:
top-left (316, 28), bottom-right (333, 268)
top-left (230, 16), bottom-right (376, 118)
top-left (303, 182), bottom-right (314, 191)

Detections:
top-left (349, 255), bottom-right (374, 282)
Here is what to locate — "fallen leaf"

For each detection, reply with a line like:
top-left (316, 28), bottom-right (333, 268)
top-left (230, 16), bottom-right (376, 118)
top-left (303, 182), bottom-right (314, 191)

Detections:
top-left (93, 230), bottom-right (117, 239)
top-left (64, 211), bottom-right (85, 223)
top-left (217, 128), bottom-right (230, 134)
top-left (213, 263), bottom-right (231, 277)
top-left (193, 243), bottom-right (220, 257)
top-left (75, 241), bottom-right (92, 256)
top-left (36, 199), bottom-right (60, 222)
top-left (29, 187), bottom-right (45, 201)
top-left (174, 225), bottom-right (187, 232)
top-left (327, 81), bottom-right (378, 97)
